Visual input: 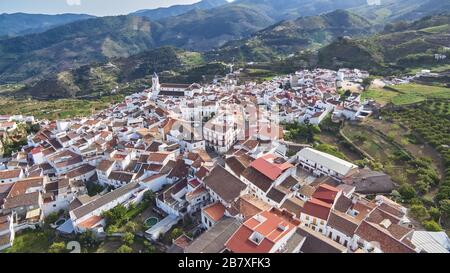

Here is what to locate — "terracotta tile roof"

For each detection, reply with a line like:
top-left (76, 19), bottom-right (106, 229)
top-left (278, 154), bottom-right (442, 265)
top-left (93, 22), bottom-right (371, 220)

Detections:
top-left (225, 208), bottom-right (300, 253)
top-left (3, 191), bottom-right (40, 209)
top-left (195, 166), bottom-right (210, 180)
top-left (241, 166), bottom-right (273, 193)
top-left (167, 159), bottom-right (189, 179)
top-left (203, 202), bottom-right (226, 222)
top-left (249, 154), bottom-right (293, 181)
top-left (298, 184), bottom-right (316, 197)
top-left (231, 194), bottom-right (271, 220)
top-left (173, 234), bottom-right (192, 249)
top-left (266, 186), bottom-right (288, 204)
top-left (0, 169), bottom-right (21, 179)
top-left (327, 210), bottom-right (361, 237)
top-left (66, 164), bottom-right (95, 179)
top-left (302, 198), bottom-right (332, 221)
top-left (147, 152), bottom-right (170, 163)
top-left (78, 215), bottom-right (103, 229)
top-left (333, 195), bottom-right (353, 213)
top-left (281, 197), bottom-right (305, 219)
top-left (297, 225), bottom-right (347, 253)
top-left (225, 156), bottom-right (247, 177)
top-left (355, 221), bottom-right (416, 253)
top-left (312, 184), bottom-right (340, 204)
top-left (204, 166), bottom-right (246, 204)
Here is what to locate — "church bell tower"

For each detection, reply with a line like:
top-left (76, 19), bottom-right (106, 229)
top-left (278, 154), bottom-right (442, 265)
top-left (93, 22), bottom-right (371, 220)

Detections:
top-left (151, 72), bottom-right (160, 99)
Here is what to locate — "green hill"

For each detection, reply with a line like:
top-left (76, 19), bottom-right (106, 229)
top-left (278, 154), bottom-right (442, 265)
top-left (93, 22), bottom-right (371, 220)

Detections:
top-left (350, 0), bottom-right (450, 24)
top-left (207, 10), bottom-right (374, 62)
top-left (8, 47), bottom-right (227, 99)
top-left (318, 14), bottom-right (450, 74)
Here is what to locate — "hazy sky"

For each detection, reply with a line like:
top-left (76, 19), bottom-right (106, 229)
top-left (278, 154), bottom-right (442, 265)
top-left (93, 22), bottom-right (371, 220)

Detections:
top-left (0, 0), bottom-right (204, 16)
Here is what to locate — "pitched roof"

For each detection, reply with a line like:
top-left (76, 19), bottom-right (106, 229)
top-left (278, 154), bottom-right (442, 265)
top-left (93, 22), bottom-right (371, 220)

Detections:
top-left (230, 194), bottom-right (271, 220)
top-left (225, 156), bottom-right (247, 177)
top-left (343, 169), bottom-right (395, 194)
top-left (186, 218), bottom-right (241, 253)
top-left (281, 197), bottom-right (305, 219)
top-left (266, 186), bottom-right (288, 204)
top-left (204, 166), bottom-right (246, 204)
top-left (0, 169), bottom-right (21, 180)
top-left (298, 148), bottom-right (357, 176)
top-left (355, 220), bottom-right (416, 253)
top-left (327, 210), bottom-right (360, 237)
top-left (241, 166), bottom-right (273, 193)
top-left (167, 159), bottom-right (189, 179)
top-left (97, 160), bottom-right (114, 172)
top-left (249, 154), bottom-right (293, 181)
top-left (297, 225), bottom-right (347, 253)
top-left (333, 195), bottom-right (353, 213)
top-left (302, 198), bottom-right (332, 221)
top-left (71, 182), bottom-right (141, 219)
top-left (312, 184), bottom-right (340, 204)
top-left (225, 208), bottom-right (300, 253)
top-left (203, 202), bottom-right (226, 222)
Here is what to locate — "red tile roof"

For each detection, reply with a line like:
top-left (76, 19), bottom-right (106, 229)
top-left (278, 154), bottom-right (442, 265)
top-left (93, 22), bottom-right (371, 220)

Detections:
top-left (78, 215), bottom-right (103, 229)
top-left (312, 184), bottom-right (340, 204)
top-left (302, 198), bottom-right (332, 220)
top-left (203, 202), bottom-right (226, 222)
top-left (249, 154), bottom-right (293, 181)
top-left (225, 208), bottom-right (300, 253)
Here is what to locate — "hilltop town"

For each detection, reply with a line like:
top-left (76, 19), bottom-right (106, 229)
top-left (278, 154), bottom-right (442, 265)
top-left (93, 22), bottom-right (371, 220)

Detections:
top-left (0, 67), bottom-right (448, 254)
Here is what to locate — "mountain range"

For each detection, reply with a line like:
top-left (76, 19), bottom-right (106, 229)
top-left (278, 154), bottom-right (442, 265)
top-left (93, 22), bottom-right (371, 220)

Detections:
top-left (318, 13), bottom-right (450, 74)
top-left (207, 9), bottom-right (374, 62)
top-left (0, 13), bottom-right (94, 38)
top-left (131, 0), bottom-right (228, 20)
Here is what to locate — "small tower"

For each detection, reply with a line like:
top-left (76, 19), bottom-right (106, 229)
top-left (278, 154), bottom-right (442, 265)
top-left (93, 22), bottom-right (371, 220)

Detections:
top-left (151, 72), bottom-right (160, 99)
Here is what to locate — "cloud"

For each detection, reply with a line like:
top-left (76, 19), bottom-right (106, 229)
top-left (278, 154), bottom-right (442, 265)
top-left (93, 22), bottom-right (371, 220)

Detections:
top-left (66, 0), bottom-right (82, 6)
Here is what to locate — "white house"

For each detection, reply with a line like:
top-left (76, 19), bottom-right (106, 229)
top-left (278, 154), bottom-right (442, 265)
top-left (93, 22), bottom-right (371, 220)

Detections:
top-left (297, 148), bottom-right (358, 181)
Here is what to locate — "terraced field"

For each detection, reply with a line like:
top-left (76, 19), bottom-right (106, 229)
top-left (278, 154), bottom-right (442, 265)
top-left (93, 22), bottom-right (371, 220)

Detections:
top-left (362, 83), bottom-right (450, 106)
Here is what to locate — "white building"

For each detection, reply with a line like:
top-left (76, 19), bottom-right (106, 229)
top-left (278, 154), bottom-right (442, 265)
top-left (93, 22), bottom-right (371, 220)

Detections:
top-left (297, 148), bottom-right (358, 181)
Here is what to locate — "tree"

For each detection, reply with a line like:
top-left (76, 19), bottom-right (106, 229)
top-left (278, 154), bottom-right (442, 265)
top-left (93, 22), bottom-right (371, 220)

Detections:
top-left (102, 204), bottom-right (128, 227)
top-left (422, 220), bottom-right (442, 232)
top-left (169, 228), bottom-right (183, 241)
top-left (144, 241), bottom-right (157, 253)
top-left (45, 212), bottom-right (59, 225)
top-left (125, 221), bottom-right (138, 233)
top-left (410, 204), bottom-right (430, 222)
top-left (439, 199), bottom-right (450, 217)
top-left (116, 245), bottom-right (133, 253)
top-left (143, 190), bottom-right (156, 204)
top-left (398, 184), bottom-right (416, 200)
top-left (48, 242), bottom-right (67, 253)
top-left (106, 224), bottom-right (119, 236)
top-left (122, 232), bottom-right (135, 246)
top-left (428, 207), bottom-right (441, 221)
top-left (79, 230), bottom-right (97, 249)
